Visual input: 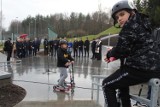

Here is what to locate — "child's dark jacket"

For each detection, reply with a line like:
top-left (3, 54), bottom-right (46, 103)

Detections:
top-left (107, 13), bottom-right (160, 71)
top-left (57, 47), bottom-right (74, 68)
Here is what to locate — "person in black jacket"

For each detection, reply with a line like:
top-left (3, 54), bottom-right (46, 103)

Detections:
top-left (73, 38), bottom-right (78, 57)
top-left (84, 37), bottom-right (90, 57)
top-left (32, 38), bottom-right (38, 56)
top-left (53, 39), bottom-right (58, 57)
top-left (16, 38), bottom-right (23, 58)
top-left (43, 38), bottom-right (49, 55)
top-left (49, 39), bottom-right (54, 56)
top-left (102, 1), bottom-right (160, 107)
top-left (4, 38), bottom-right (13, 61)
top-left (57, 39), bottom-right (74, 90)
top-left (95, 38), bottom-right (102, 60)
top-left (78, 38), bottom-right (84, 57)
top-left (91, 38), bottom-right (96, 59)
top-left (28, 39), bottom-right (33, 56)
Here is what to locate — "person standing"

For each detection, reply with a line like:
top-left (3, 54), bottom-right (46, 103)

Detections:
top-left (4, 38), bottom-right (13, 61)
top-left (91, 38), bottom-right (96, 59)
top-left (22, 39), bottom-right (27, 58)
top-left (37, 38), bottom-right (41, 52)
top-left (73, 38), bottom-right (78, 57)
top-left (95, 38), bottom-right (102, 60)
top-left (43, 38), bottom-right (49, 55)
top-left (32, 38), bottom-right (38, 56)
top-left (67, 40), bottom-right (73, 55)
top-left (53, 39), bottom-right (59, 57)
top-left (84, 37), bottom-right (90, 57)
top-left (78, 38), bottom-right (84, 57)
top-left (25, 38), bottom-right (30, 57)
top-left (28, 39), bottom-right (33, 56)
top-left (49, 39), bottom-right (54, 56)
top-left (16, 38), bottom-right (23, 58)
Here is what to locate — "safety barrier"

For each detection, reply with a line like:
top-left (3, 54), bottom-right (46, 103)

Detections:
top-left (91, 75), bottom-right (160, 107)
top-left (0, 60), bottom-right (22, 72)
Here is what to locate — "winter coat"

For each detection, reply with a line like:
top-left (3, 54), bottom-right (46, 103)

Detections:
top-left (78, 40), bottom-right (84, 49)
top-left (107, 12), bottom-right (160, 71)
top-left (73, 41), bottom-right (78, 49)
top-left (91, 40), bottom-right (96, 52)
top-left (4, 40), bottom-right (13, 52)
top-left (84, 40), bottom-right (90, 50)
top-left (57, 47), bottom-right (74, 68)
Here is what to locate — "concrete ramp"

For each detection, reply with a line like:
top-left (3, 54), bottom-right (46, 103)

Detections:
top-left (14, 100), bottom-right (102, 107)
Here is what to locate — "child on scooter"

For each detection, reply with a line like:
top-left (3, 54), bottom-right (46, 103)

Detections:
top-left (57, 39), bottom-right (74, 90)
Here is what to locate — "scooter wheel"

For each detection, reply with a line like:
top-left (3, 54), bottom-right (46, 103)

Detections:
top-left (53, 86), bottom-right (57, 89)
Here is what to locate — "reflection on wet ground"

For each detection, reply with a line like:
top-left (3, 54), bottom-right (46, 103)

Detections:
top-left (6, 47), bottom-right (114, 107)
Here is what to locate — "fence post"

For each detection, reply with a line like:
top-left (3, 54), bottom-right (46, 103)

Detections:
top-left (149, 79), bottom-right (160, 107)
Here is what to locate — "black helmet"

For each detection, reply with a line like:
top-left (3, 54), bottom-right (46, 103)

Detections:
top-left (111, 0), bottom-right (137, 19)
top-left (59, 39), bottom-right (67, 45)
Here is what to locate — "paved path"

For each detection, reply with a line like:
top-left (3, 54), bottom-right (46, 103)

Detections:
top-left (0, 45), bottom-right (159, 107)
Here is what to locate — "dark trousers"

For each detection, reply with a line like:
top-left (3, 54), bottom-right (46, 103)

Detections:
top-left (50, 48), bottom-right (53, 56)
top-left (95, 52), bottom-right (101, 60)
top-left (17, 49), bottom-right (22, 58)
top-left (7, 51), bottom-right (12, 61)
top-left (54, 48), bottom-right (58, 57)
top-left (44, 48), bottom-right (48, 55)
top-left (84, 48), bottom-right (89, 57)
top-left (33, 49), bottom-right (37, 56)
top-left (79, 48), bottom-right (83, 57)
top-left (102, 66), bottom-right (160, 107)
top-left (73, 48), bottom-right (78, 57)
top-left (91, 49), bottom-right (95, 58)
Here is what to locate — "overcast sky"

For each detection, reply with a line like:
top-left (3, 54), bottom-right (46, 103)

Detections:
top-left (2, 0), bottom-right (122, 30)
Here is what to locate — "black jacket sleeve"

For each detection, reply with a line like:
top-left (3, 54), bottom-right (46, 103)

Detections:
top-left (107, 27), bottom-right (137, 59)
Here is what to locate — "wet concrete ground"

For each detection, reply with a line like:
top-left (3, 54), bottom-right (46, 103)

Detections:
top-left (1, 46), bottom-right (160, 107)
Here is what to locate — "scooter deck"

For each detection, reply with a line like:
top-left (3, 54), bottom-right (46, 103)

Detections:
top-left (53, 86), bottom-right (71, 92)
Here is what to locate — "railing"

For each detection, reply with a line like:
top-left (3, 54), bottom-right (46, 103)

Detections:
top-left (0, 60), bottom-right (22, 72)
top-left (91, 75), bottom-right (160, 107)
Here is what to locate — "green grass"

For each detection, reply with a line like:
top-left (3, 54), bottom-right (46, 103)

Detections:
top-left (97, 26), bottom-right (121, 36)
top-left (67, 35), bottom-right (96, 42)
top-left (67, 26), bottom-right (121, 41)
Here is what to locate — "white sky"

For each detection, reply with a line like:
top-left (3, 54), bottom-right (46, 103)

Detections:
top-left (2, 0), bottom-right (122, 30)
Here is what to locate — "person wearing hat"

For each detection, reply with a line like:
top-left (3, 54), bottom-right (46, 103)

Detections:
top-left (4, 38), bottom-right (13, 61)
top-left (56, 39), bottom-right (74, 90)
top-left (102, 0), bottom-right (160, 107)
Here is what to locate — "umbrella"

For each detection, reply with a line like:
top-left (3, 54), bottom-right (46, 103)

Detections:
top-left (20, 34), bottom-right (28, 39)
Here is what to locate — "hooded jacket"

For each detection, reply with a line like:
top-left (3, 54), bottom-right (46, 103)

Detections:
top-left (57, 47), bottom-right (74, 68)
top-left (107, 12), bottom-right (160, 71)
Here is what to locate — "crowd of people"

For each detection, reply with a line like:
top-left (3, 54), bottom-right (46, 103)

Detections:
top-left (43, 37), bottom-right (103, 60)
top-left (3, 36), bottom-right (103, 61)
top-left (4, 37), bottom-right (41, 61)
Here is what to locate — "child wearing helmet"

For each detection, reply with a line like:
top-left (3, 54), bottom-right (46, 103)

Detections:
top-left (57, 39), bottom-right (74, 90)
top-left (102, 0), bottom-right (160, 107)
